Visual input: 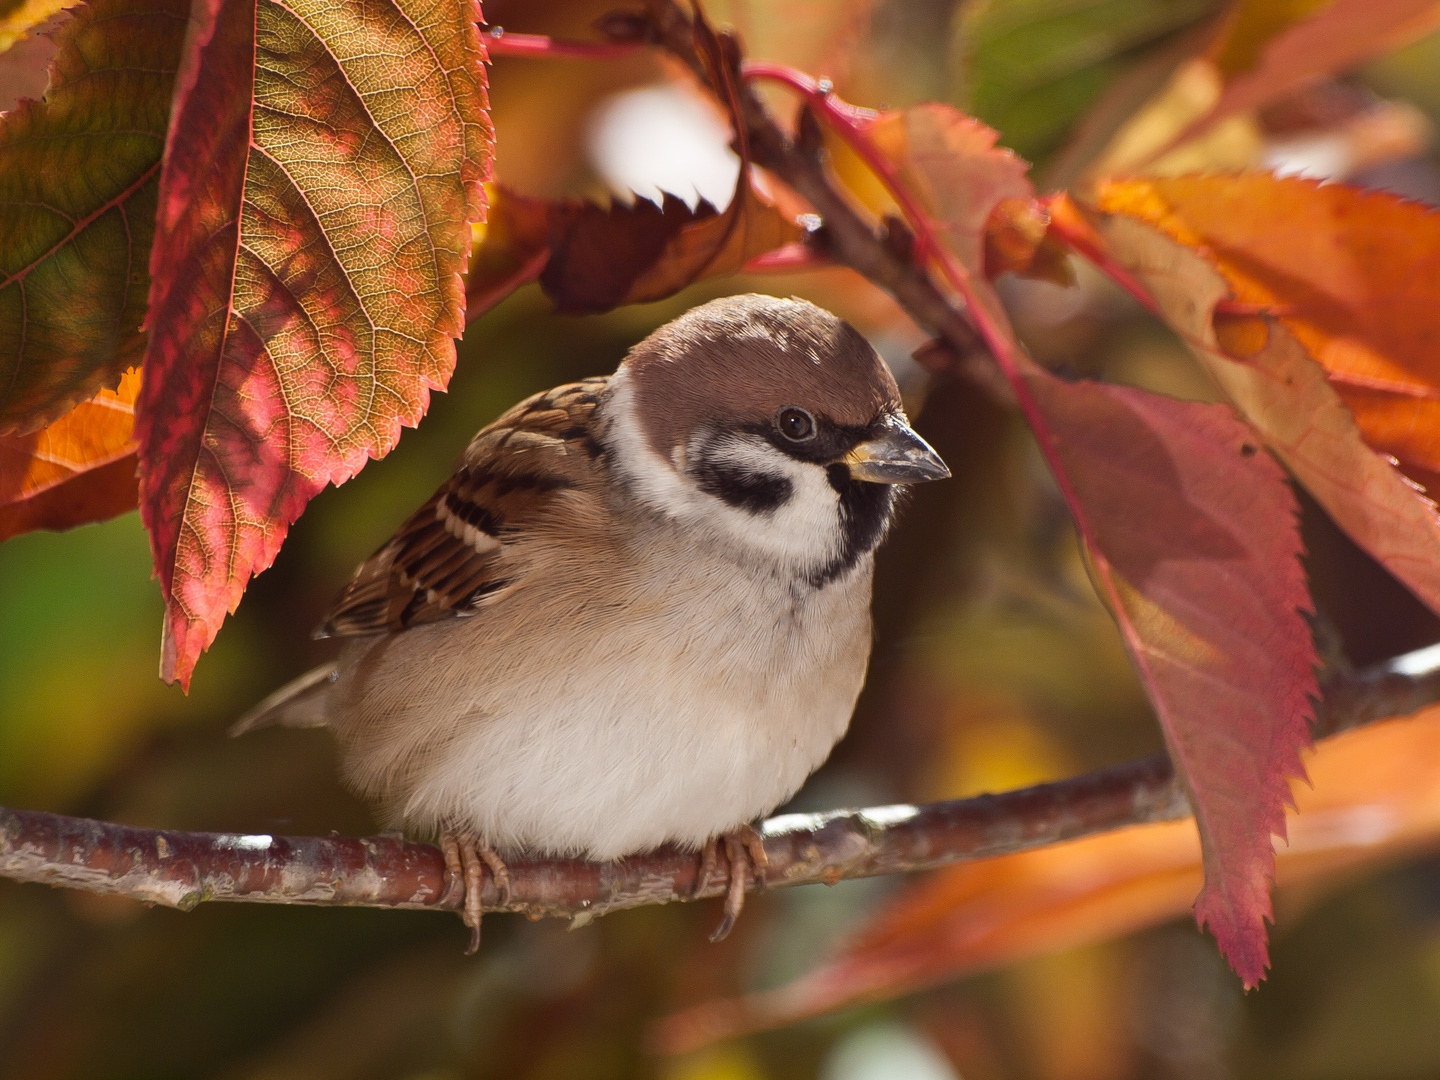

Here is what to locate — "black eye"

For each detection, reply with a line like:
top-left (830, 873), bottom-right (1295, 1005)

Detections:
top-left (776, 406), bottom-right (816, 442)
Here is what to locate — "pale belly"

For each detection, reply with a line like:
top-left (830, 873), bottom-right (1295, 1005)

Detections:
top-left (328, 557), bottom-right (875, 859)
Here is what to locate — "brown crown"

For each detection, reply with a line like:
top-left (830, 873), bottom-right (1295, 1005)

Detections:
top-left (624, 294), bottom-right (902, 455)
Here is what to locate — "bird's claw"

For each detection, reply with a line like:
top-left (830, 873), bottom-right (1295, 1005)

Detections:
top-left (695, 825), bottom-right (768, 943)
top-left (440, 831), bottom-right (510, 954)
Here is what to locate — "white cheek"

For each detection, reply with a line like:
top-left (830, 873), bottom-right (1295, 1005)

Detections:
top-left (602, 374), bottom-right (842, 573)
top-left (694, 433), bottom-right (843, 568)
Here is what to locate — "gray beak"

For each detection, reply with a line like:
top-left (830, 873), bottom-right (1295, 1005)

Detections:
top-left (841, 416), bottom-right (950, 484)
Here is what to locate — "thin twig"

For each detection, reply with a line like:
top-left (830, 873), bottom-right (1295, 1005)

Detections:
top-left (2, 647), bottom-right (1436, 919)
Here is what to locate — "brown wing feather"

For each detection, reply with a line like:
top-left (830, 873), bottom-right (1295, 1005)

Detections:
top-left (316, 378), bottom-right (609, 638)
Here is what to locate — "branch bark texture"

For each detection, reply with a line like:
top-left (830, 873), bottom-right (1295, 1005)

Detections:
top-left (2, 644), bottom-right (1434, 920)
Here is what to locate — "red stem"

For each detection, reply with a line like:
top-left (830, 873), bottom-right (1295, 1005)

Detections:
top-left (1040, 193), bottom-right (1161, 316)
top-left (482, 29), bottom-right (645, 60)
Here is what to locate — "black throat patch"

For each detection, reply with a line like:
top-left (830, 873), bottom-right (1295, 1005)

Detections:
top-left (809, 464), bottom-right (896, 587)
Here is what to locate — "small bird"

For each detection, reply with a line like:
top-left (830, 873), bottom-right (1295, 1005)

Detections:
top-left (237, 294), bottom-right (948, 949)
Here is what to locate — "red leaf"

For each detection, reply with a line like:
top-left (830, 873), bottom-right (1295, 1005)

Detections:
top-left (1021, 366), bottom-right (1314, 985)
top-left (861, 104), bottom-right (1316, 984)
top-left (0, 367), bottom-right (140, 540)
top-left (136, 0), bottom-right (491, 688)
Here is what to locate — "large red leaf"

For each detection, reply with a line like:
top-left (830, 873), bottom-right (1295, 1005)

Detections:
top-left (654, 707), bottom-right (1440, 1050)
top-left (0, 367), bottom-right (139, 540)
top-left (1021, 365), bottom-right (1313, 984)
top-left (864, 104), bottom-right (1316, 984)
top-left (136, 0), bottom-right (490, 687)
top-left (0, 0), bottom-right (187, 434)
top-left (1077, 181), bottom-right (1440, 617)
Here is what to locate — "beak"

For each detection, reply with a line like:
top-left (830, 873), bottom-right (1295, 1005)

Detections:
top-left (841, 416), bottom-right (950, 484)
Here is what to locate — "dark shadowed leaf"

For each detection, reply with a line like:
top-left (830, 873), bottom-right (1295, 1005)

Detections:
top-left (466, 182), bottom-right (801, 321)
top-left (135, 0), bottom-right (491, 688)
top-left (1021, 362), bottom-right (1314, 985)
top-left (0, 0), bottom-right (187, 434)
top-left (464, 6), bottom-right (803, 323)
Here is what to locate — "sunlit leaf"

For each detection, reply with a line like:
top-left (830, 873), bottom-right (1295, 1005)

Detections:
top-left (1084, 178), bottom-right (1440, 616)
top-left (653, 707), bottom-right (1440, 1051)
top-left (135, 0), bottom-right (491, 688)
top-left (0, 0), bottom-right (186, 434)
top-left (0, 367), bottom-right (139, 541)
top-left (0, 0), bottom-right (71, 54)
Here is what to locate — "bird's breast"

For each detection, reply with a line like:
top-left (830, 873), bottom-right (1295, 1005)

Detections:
top-left (329, 541), bottom-right (877, 860)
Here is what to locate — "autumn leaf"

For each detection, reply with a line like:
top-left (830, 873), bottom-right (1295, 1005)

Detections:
top-left (1104, 0), bottom-right (1440, 175)
top-left (0, 0), bottom-right (187, 434)
top-left (1021, 366), bottom-right (1314, 986)
top-left (1189, 0), bottom-right (1440, 146)
top-left (653, 706), bottom-right (1440, 1052)
top-left (1075, 179), bottom-right (1440, 617)
top-left (135, 0), bottom-right (491, 688)
top-left (0, 367), bottom-right (139, 541)
top-left (864, 103), bottom-right (1316, 985)
top-left (465, 182), bottom-right (803, 321)
top-left (0, 0), bottom-right (71, 54)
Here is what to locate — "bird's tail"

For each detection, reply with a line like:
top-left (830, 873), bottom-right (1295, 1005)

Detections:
top-left (230, 662), bottom-right (338, 736)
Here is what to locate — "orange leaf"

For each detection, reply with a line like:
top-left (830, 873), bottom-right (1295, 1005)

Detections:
top-left (654, 706), bottom-right (1440, 1051)
top-left (1086, 177), bottom-right (1440, 615)
top-left (0, 368), bottom-right (139, 540)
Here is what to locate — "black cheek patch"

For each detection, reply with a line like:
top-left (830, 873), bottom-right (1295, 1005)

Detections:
top-left (692, 458), bottom-right (795, 515)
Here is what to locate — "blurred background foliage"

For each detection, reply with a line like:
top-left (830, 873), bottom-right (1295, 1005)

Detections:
top-left (6, 0), bottom-right (1440, 1076)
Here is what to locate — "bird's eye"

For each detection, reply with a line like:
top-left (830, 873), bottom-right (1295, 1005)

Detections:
top-left (776, 406), bottom-right (816, 442)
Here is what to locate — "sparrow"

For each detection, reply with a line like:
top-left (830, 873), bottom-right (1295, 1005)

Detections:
top-left (236, 294), bottom-right (948, 949)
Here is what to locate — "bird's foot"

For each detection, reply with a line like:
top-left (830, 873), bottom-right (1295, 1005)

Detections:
top-left (440, 832), bottom-right (512, 955)
top-left (695, 825), bottom-right (769, 943)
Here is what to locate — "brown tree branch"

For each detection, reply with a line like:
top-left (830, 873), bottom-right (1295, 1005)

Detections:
top-left (3, 646), bottom-right (1437, 921)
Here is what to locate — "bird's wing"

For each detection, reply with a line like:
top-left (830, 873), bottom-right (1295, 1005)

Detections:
top-left (315, 377), bottom-right (610, 638)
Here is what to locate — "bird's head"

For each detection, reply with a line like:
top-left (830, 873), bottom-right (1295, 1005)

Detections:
top-left (602, 294), bottom-right (948, 584)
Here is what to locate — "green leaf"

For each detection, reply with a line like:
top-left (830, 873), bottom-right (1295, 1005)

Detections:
top-left (955, 0), bottom-right (1217, 160)
top-left (0, 0), bottom-right (187, 434)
